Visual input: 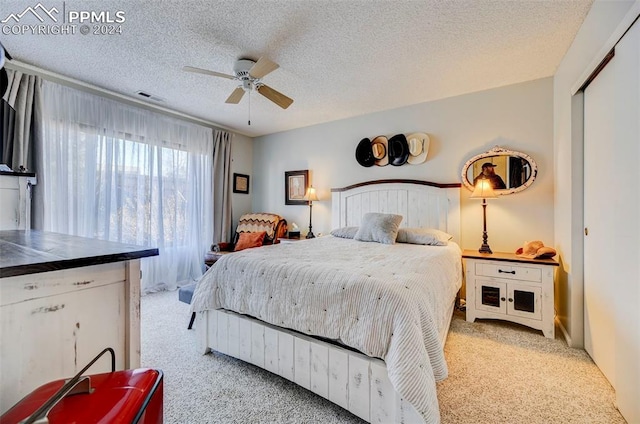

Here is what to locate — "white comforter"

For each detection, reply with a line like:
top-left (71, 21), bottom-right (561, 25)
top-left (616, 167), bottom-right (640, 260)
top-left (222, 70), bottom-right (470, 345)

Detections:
top-left (191, 236), bottom-right (462, 423)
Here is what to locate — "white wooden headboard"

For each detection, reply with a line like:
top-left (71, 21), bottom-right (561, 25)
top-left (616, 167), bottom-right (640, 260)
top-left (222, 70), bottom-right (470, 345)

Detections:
top-left (331, 179), bottom-right (461, 243)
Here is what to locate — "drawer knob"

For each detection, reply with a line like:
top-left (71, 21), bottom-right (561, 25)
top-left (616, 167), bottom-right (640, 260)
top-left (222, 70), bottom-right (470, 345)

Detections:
top-left (508, 298), bottom-right (514, 302)
top-left (500, 297), bottom-right (506, 302)
top-left (498, 269), bottom-right (516, 274)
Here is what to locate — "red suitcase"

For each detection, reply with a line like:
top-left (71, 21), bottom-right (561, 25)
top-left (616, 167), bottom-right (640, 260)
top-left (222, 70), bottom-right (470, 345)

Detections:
top-left (1, 348), bottom-right (163, 424)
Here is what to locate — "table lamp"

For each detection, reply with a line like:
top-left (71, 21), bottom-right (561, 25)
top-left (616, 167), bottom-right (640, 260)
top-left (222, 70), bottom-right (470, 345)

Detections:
top-left (304, 186), bottom-right (319, 239)
top-left (470, 178), bottom-right (498, 253)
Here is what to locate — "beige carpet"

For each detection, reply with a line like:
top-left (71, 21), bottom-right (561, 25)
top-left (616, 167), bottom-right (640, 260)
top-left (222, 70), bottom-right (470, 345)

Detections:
top-left (438, 310), bottom-right (624, 423)
top-left (142, 291), bottom-right (625, 423)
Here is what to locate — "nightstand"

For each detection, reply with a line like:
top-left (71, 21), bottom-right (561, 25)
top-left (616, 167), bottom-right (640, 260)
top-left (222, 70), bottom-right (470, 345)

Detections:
top-left (462, 250), bottom-right (559, 338)
top-left (277, 237), bottom-right (301, 244)
top-left (204, 251), bottom-right (229, 269)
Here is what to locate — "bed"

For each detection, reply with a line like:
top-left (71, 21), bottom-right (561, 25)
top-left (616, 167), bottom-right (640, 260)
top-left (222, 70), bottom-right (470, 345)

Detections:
top-left (191, 180), bottom-right (461, 423)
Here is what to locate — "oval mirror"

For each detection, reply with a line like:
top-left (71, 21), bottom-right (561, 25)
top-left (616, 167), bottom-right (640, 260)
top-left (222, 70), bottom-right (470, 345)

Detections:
top-left (461, 146), bottom-right (538, 195)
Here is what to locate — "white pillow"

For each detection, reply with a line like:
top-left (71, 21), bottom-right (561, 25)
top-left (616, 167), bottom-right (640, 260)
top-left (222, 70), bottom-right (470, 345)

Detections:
top-left (330, 227), bottom-right (358, 239)
top-left (354, 213), bottom-right (403, 245)
top-left (396, 228), bottom-right (452, 246)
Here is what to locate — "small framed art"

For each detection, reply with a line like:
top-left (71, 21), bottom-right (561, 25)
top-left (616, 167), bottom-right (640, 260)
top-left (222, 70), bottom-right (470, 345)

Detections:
top-left (233, 173), bottom-right (250, 194)
top-left (284, 170), bottom-right (309, 205)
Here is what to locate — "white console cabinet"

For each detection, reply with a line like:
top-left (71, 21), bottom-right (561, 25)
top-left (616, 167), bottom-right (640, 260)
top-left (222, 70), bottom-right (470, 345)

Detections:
top-left (0, 231), bottom-right (158, 414)
top-left (0, 172), bottom-right (36, 230)
top-left (463, 250), bottom-right (558, 339)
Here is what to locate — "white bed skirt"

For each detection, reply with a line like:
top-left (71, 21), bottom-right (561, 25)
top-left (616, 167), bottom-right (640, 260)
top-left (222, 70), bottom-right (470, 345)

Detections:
top-left (196, 302), bottom-right (455, 424)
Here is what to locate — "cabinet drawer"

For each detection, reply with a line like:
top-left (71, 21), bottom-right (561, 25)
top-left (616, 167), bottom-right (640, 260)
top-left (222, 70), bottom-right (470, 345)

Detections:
top-left (0, 262), bottom-right (126, 307)
top-left (474, 263), bottom-right (541, 282)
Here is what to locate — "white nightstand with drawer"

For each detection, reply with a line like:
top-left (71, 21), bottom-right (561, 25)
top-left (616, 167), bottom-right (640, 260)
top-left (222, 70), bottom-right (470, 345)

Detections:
top-left (462, 250), bottom-right (559, 338)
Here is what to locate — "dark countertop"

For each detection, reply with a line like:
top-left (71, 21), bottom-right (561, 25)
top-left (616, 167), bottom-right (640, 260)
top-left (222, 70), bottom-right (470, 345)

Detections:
top-left (462, 249), bottom-right (559, 266)
top-left (0, 171), bottom-right (36, 177)
top-left (0, 230), bottom-right (159, 278)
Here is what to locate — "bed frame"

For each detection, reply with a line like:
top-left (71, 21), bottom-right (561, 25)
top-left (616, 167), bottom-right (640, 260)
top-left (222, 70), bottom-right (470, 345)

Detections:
top-left (196, 180), bottom-right (461, 423)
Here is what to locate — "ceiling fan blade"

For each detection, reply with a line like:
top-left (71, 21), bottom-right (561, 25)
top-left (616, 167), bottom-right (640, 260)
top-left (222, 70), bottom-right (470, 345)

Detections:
top-left (182, 66), bottom-right (235, 80)
top-left (249, 57), bottom-right (279, 79)
top-left (225, 87), bottom-right (245, 104)
top-left (257, 84), bottom-right (293, 109)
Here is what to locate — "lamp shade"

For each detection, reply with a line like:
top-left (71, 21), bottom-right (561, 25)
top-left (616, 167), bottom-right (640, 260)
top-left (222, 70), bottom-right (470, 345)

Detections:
top-left (304, 186), bottom-right (319, 202)
top-left (470, 179), bottom-right (498, 199)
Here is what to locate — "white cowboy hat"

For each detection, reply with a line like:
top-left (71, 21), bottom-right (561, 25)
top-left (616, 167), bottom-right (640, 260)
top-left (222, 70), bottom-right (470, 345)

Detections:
top-left (406, 133), bottom-right (430, 165)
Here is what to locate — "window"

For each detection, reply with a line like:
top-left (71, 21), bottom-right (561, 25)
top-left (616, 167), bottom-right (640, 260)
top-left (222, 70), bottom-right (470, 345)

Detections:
top-left (40, 81), bottom-right (213, 292)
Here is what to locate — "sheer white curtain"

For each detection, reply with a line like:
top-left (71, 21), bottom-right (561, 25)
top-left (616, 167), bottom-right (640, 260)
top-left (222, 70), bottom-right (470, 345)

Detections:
top-left (39, 80), bottom-right (213, 293)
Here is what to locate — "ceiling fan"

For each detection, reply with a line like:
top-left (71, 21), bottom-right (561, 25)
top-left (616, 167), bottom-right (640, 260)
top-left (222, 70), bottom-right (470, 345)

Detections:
top-left (183, 57), bottom-right (293, 111)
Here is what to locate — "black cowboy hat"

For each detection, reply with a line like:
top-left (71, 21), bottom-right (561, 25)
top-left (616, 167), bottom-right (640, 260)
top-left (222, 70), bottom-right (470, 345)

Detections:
top-left (355, 137), bottom-right (375, 167)
top-left (388, 134), bottom-right (409, 166)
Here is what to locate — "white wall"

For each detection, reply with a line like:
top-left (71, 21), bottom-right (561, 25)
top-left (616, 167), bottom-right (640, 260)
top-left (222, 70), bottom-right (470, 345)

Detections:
top-left (553, 0), bottom-right (636, 347)
top-left (253, 78), bottom-right (554, 253)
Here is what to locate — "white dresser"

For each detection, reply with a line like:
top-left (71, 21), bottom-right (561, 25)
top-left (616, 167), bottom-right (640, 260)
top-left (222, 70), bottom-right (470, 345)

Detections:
top-left (0, 230), bottom-right (158, 414)
top-left (0, 172), bottom-right (36, 230)
top-left (463, 250), bottom-right (558, 338)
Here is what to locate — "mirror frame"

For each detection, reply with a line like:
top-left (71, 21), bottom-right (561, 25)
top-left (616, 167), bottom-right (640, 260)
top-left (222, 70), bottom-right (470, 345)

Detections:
top-left (461, 146), bottom-right (538, 195)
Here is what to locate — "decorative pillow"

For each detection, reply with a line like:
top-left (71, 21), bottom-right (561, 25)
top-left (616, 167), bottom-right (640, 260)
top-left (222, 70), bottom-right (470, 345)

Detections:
top-left (330, 226), bottom-right (359, 239)
top-left (396, 228), bottom-right (453, 246)
top-left (234, 231), bottom-right (267, 251)
top-left (235, 213), bottom-right (284, 239)
top-left (354, 213), bottom-right (403, 245)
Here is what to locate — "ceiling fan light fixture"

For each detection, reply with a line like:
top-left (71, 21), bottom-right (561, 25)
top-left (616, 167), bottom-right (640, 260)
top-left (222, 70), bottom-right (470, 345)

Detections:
top-left (183, 56), bottom-right (293, 112)
top-left (233, 59), bottom-right (256, 79)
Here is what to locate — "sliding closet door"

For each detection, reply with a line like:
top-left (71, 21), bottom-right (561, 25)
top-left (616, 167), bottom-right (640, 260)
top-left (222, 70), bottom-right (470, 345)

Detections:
top-left (583, 48), bottom-right (617, 386)
top-left (584, 18), bottom-right (639, 423)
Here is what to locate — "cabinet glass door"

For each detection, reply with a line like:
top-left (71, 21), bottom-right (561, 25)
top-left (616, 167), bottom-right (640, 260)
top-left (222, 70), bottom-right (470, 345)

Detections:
top-left (475, 280), bottom-right (507, 314)
top-left (507, 283), bottom-right (541, 320)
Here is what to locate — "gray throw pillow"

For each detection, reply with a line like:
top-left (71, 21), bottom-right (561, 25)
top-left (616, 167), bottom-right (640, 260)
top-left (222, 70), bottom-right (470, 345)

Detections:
top-left (330, 226), bottom-right (359, 239)
top-left (396, 228), bottom-right (453, 246)
top-left (354, 213), bottom-right (403, 245)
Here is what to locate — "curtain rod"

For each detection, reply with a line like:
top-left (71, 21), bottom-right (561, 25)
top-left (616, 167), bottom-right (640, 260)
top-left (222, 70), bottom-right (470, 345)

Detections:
top-left (4, 59), bottom-right (251, 138)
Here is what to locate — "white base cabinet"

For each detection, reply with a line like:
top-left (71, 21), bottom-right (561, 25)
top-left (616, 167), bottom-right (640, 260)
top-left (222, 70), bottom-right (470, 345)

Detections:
top-left (0, 260), bottom-right (141, 414)
top-left (0, 230), bottom-right (158, 415)
top-left (0, 173), bottom-right (36, 230)
top-left (463, 251), bottom-right (558, 339)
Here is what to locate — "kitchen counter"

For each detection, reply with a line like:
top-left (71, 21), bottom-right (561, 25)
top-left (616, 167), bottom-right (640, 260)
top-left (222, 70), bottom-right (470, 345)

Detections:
top-left (0, 230), bottom-right (158, 414)
top-left (0, 230), bottom-right (158, 277)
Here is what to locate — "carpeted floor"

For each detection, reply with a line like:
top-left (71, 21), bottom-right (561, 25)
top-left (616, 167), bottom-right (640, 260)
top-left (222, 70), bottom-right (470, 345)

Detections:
top-left (141, 290), bottom-right (625, 424)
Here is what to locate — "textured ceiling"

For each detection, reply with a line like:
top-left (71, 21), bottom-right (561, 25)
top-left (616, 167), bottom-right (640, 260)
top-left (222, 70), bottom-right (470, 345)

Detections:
top-left (2, 0), bottom-right (594, 137)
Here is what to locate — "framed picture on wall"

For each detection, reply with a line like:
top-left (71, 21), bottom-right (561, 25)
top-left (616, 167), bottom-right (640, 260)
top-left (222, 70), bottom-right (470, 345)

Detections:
top-left (285, 170), bottom-right (309, 205)
top-left (233, 173), bottom-right (250, 194)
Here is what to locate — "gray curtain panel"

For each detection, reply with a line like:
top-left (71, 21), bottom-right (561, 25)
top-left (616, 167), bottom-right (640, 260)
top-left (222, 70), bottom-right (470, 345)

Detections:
top-left (212, 130), bottom-right (233, 245)
top-left (1, 100), bottom-right (16, 164)
top-left (0, 69), bottom-right (41, 171)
